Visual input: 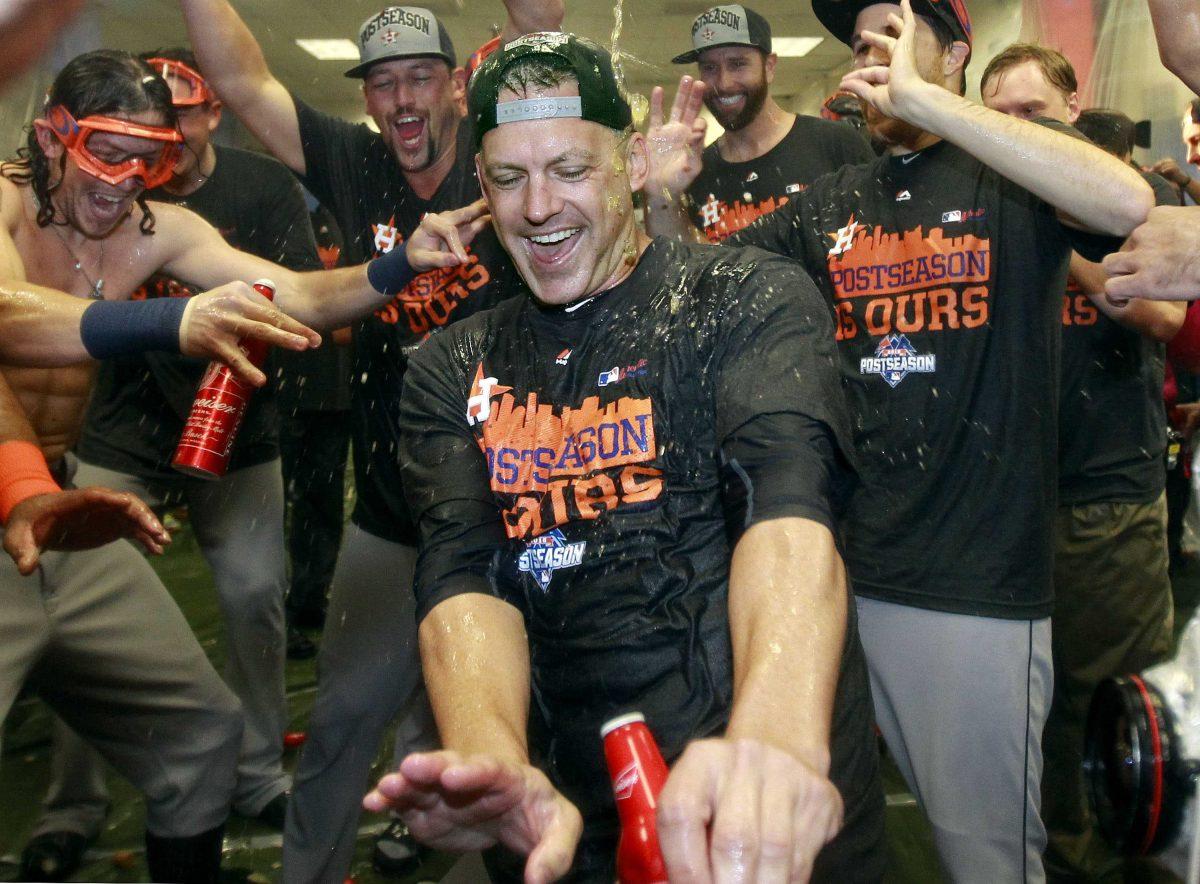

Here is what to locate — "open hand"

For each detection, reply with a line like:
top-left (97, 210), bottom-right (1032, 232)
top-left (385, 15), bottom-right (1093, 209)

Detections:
top-left (365, 750), bottom-right (582, 884)
top-left (180, 281), bottom-right (321, 386)
top-left (4, 488), bottom-right (169, 575)
top-left (644, 75), bottom-right (709, 207)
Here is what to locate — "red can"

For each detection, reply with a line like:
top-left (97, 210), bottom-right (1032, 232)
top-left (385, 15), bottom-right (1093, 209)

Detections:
top-left (172, 279), bottom-right (276, 479)
top-left (601, 712), bottom-right (669, 884)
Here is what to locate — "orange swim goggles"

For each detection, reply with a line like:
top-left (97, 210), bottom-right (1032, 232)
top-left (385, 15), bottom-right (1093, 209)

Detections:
top-left (42, 104), bottom-right (183, 189)
top-left (145, 57), bottom-right (213, 108)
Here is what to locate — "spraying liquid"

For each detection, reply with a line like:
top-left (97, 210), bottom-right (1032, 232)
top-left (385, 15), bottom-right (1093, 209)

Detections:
top-left (610, 0), bottom-right (649, 127)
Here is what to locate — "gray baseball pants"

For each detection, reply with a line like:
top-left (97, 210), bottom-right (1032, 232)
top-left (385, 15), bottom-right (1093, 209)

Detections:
top-left (282, 524), bottom-right (436, 884)
top-left (32, 457), bottom-right (290, 839)
top-left (855, 595), bottom-right (1052, 884)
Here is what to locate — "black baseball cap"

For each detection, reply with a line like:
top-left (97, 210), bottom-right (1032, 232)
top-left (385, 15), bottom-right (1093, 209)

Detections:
top-left (811, 0), bottom-right (972, 56)
top-left (672, 5), bottom-right (772, 65)
top-left (345, 6), bottom-right (457, 78)
top-left (469, 32), bottom-right (633, 150)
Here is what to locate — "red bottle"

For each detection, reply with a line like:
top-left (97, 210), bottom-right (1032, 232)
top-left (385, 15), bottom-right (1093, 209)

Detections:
top-left (172, 279), bottom-right (276, 479)
top-left (601, 712), bottom-right (669, 884)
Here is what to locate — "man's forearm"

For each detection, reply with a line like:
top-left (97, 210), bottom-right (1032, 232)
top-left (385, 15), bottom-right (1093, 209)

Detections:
top-left (274, 265), bottom-right (394, 331)
top-left (905, 87), bottom-right (1153, 236)
top-left (725, 518), bottom-right (845, 773)
top-left (419, 592), bottom-right (532, 763)
top-left (1149, 0), bottom-right (1200, 94)
top-left (500, 0), bottom-right (565, 43)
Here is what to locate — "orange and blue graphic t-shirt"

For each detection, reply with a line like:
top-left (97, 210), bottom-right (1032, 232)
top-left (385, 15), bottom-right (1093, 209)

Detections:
top-left (685, 115), bottom-right (872, 242)
top-left (294, 98), bottom-right (519, 544)
top-left (397, 240), bottom-right (884, 878)
top-left (733, 137), bottom-right (1116, 619)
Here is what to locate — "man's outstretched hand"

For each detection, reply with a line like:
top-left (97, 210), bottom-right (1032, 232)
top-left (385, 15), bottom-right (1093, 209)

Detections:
top-left (4, 488), bottom-right (169, 575)
top-left (364, 750), bottom-right (582, 884)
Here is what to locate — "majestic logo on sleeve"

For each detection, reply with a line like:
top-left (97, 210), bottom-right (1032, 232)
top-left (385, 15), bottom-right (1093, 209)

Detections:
top-left (824, 218), bottom-right (992, 349)
top-left (859, 334), bottom-right (936, 387)
top-left (518, 529), bottom-right (586, 590)
top-left (469, 363), bottom-right (664, 541)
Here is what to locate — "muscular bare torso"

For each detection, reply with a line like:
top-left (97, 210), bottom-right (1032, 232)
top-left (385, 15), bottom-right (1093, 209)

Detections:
top-left (1, 173), bottom-right (166, 463)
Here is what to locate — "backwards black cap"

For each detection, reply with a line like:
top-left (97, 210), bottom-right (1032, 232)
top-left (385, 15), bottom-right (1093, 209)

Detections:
top-left (811, 0), bottom-right (972, 58)
top-left (469, 32), bottom-right (633, 150)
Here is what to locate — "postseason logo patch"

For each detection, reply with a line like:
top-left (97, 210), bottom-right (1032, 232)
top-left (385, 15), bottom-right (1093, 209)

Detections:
top-left (860, 334), bottom-right (936, 388)
top-left (518, 529), bottom-right (586, 590)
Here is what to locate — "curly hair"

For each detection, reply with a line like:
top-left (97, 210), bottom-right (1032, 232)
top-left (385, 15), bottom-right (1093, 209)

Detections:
top-left (0, 49), bottom-right (177, 234)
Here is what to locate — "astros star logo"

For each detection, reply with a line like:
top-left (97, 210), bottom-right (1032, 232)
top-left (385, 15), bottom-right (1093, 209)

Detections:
top-left (372, 215), bottom-right (402, 254)
top-left (827, 214), bottom-right (860, 258)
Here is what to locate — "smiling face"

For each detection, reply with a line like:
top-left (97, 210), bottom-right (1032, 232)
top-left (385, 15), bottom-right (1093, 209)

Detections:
top-left (362, 57), bottom-right (464, 173)
top-left (981, 59), bottom-right (1079, 124)
top-left (477, 81), bottom-right (648, 307)
top-left (37, 108), bottom-right (172, 236)
top-left (696, 46), bottom-right (773, 132)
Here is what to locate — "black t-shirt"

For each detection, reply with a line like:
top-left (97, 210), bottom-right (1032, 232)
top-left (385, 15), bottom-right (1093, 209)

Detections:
top-left (1057, 172), bottom-right (1177, 505)
top-left (686, 115), bottom-right (873, 242)
top-left (294, 97), bottom-right (519, 544)
top-left (275, 205), bottom-right (352, 413)
top-left (733, 139), bottom-right (1103, 619)
top-left (77, 145), bottom-right (319, 480)
top-left (400, 239), bottom-right (884, 881)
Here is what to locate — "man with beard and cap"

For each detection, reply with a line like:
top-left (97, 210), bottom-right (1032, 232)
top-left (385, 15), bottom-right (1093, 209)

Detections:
top-left (15, 46), bottom-right (323, 881)
top-left (644, 0), bottom-right (1155, 879)
top-left (665, 4), bottom-right (872, 242)
top-left (175, 2), bottom-right (562, 879)
top-left (364, 30), bottom-right (885, 883)
top-left (981, 44), bottom-right (1184, 882)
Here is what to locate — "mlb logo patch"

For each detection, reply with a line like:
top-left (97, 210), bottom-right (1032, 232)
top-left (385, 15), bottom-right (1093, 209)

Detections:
top-left (859, 334), bottom-right (936, 388)
top-left (518, 529), bottom-right (586, 590)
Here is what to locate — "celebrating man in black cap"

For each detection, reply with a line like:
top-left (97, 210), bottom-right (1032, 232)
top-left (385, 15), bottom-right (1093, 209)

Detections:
top-left (176, 2), bottom-right (562, 880)
top-left (365, 29), bottom-right (886, 884)
top-left (659, 4), bottom-right (872, 242)
top-left (646, 0), bottom-right (1154, 880)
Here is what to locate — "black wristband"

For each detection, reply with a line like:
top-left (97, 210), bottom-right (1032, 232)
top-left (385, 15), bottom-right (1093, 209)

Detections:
top-left (367, 246), bottom-right (417, 296)
top-left (80, 297), bottom-right (188, 360)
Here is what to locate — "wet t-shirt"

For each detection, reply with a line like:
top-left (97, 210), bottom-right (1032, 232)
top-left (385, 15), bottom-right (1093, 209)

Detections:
top-left (732, 138), bottom-right (1114, 619)
top-left (400, 238), bottom-right (884, 880)
top-left (1057, 172), bottom-right (1177, 505)
top-left (78, 145), bottom-right (318, 480)
top-left (294, 97), bottom-right (519, 543)
top-left (686, 116), bottom-right (873, 242)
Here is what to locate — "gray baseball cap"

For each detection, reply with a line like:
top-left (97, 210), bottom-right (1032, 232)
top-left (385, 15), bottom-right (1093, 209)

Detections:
top-left (671, 5), bottom-right (772, 64)
top-left (344, 6), bottom-right (457, 78)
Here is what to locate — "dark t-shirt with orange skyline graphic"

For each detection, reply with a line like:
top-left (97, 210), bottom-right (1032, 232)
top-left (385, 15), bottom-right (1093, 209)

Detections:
top-left (734, 138), bottom-right (1100, 619)
top-left (294, 98), bottom-right (518, 544)
top-left (685, 115), bottom-right (873, 243)
top-left (397, 239), bottom-right (884, 879)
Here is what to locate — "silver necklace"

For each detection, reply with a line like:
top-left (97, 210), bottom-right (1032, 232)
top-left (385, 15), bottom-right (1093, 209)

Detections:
top-left (48, 222), bottom-right (105, 300)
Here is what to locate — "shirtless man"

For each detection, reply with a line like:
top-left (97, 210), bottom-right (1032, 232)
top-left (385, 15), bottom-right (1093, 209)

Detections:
top-left (0, 48), bottom-right (481, 881)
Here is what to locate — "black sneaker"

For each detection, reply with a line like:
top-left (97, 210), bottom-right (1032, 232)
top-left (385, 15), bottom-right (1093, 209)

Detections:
top-left (20, 831), bottom-right (91, 882)
top-left (286, 625), bottom-right (317, 660)
top-left (372, 819), bottom-right (430, 877)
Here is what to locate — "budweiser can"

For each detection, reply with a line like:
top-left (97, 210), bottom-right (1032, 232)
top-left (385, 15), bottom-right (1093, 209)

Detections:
top-left (601, 712), bottom-right (669, 884)
top-left (172, 279), bottom-right (276, 479)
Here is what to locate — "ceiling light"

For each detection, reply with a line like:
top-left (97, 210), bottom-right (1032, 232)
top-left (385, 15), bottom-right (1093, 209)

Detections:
top-left (295, 39), bottom-right (360, 61)
top-left (773, 37), bottom-right (823, 58)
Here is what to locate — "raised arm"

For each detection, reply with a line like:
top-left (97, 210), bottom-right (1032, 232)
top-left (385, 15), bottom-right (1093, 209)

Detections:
top-left (178, 0), bottom-right (305, 173)
top-left (842, 0), bottom-right (1153, 236)
top-left (1069, 252), bottom-right (1185, 340)
top-left (499, 0), bottom-right (565, 43)
top-left (1148, 0), bottom-right (1200, 94)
